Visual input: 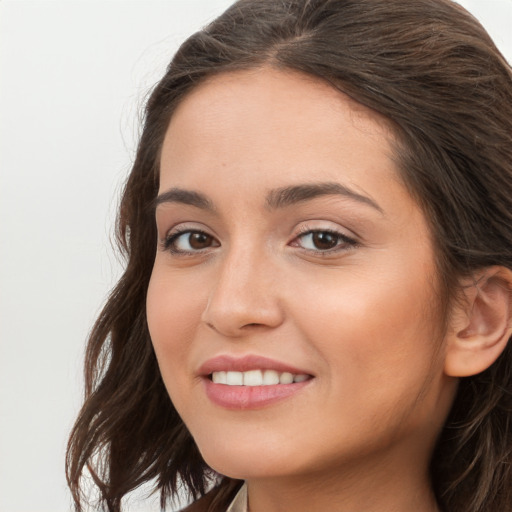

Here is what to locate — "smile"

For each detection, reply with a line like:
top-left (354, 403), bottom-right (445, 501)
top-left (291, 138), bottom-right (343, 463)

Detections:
top-left (199, 355), bottom-right (314, 409)
top-left (211, 369), bottom-right (310, 386)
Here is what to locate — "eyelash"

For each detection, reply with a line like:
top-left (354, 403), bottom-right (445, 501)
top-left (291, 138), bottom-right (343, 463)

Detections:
top-left (162, 228), bottom-right (218, 255)
top-left (292, 226), bottom-right (358, 254)
top-left (161, 226), bottom-right (358, 256)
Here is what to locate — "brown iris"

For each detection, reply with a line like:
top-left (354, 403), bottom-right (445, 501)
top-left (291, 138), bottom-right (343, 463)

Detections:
top-left (188, 232), bottom-right (214, 249)
top-left (311, 231), bottom-right (339, 250)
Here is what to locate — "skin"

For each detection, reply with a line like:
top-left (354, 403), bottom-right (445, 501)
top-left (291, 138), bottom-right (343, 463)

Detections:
top-left (146, 68), bottom-right (460, 512)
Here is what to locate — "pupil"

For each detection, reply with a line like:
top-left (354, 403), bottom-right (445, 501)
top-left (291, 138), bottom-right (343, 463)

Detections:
top-left (190, 232), bottom-right (210, 249)
top-left (312, 232), bottom-right (337, 250)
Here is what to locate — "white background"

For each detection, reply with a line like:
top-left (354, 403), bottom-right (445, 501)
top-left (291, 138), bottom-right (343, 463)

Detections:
top-left (1, 1), bottom-right (511, 511)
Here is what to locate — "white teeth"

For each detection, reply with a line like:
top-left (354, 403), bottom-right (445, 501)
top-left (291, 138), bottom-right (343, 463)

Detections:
top-left (262, 369), bottom-right (280, 385)
top-left (226, 371), bottom-right (243, 385)
top-left (279, 372), bottom-right (294, 384)
top-left (243, 369), bottom-right (263, 386)
top-left (211, 369), bottom-right (310, 386)
top-left (212, 371), bottom-right (227, 384)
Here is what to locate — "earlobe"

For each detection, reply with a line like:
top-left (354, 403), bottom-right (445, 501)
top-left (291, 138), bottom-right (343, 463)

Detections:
top-left (444, 267), bottom-right (512, 377)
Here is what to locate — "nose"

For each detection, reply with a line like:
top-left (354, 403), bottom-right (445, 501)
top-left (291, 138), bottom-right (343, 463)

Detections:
top-left (201, 248), bottom-right (285, 337)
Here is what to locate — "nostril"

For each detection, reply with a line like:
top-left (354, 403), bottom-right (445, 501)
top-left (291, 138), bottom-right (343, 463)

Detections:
top-left (206, 320), bottom-right (264, 331)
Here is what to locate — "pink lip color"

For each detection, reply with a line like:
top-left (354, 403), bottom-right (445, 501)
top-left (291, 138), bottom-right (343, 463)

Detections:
top-left (198, 354), bottom-right (311, 376)
top-left (198, 355), bottom-right (313, 410)
top-left (204, 378), bottom-right (311, 410)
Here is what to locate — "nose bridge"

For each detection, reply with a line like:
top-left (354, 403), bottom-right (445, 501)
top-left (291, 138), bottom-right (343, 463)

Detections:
top-left (202, 236), bottom-right (284, 336)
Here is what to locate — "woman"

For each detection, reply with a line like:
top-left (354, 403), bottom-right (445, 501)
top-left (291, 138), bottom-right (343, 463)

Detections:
top-left (66, 1), bottom-right (512, 511)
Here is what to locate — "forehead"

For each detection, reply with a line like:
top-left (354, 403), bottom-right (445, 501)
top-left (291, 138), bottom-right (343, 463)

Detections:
top-left (168, 67), bottom-right (394, 145)
top-left (160, 67), bottom-right (398, 195)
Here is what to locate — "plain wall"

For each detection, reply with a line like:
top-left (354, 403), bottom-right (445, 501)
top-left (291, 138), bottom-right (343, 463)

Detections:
top-left (1, 1), bottom-right (511, 511)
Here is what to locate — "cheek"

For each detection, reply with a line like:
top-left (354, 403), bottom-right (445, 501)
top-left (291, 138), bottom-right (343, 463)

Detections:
top-left (146, 268), bottom-right (205, 390)
top-left (291, 256), bottom-right (442, 391)
top-left (292, 276), bottom-right (444, 449)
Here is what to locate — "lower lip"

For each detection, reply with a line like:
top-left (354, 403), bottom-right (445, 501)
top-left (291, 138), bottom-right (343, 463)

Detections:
top-left (204, 378), bottom-right (312, 410)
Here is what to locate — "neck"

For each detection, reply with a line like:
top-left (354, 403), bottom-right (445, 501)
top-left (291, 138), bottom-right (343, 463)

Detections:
top-left (245, 450), bottom-right (440, 512)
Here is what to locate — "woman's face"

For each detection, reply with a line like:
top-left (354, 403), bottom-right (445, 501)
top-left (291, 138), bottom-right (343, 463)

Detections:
top-left (147, 68), bottom-right (457, 482)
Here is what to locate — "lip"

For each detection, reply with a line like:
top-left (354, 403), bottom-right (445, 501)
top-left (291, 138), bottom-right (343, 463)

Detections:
top-left (198, 354), bottom-right (314, 410)
top-left (198, 354), bottom-right (312, 376)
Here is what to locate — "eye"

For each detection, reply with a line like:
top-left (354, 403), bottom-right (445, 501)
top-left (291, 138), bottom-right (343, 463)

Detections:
top-left (163, 229), bottom-right (219, 254)
top-left (292, 229), bottom-right (357, 252)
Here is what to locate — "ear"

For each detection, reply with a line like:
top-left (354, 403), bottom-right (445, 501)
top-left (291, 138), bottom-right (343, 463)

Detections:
top-left (444, 266), bottom-right (512, 377)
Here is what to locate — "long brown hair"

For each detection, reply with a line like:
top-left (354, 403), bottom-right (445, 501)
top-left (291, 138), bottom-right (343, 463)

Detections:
top-left (66, 1), bottom-right (512, 511)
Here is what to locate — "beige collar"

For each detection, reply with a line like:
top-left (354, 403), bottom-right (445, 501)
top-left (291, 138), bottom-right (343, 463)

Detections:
top-left (226, 483), bottom-right (248, 512)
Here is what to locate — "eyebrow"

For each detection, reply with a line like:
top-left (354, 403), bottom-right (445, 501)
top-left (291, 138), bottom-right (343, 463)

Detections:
top-left (153, 181), bottom-right (383, 214)
top-left (153, 188), bottom-right (215, 212)
top-left (265, 182), bottom-right (383, 213)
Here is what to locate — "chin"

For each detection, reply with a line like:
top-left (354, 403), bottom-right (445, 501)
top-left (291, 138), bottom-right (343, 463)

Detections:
top-left (195, 434), bottom-right (298, 480)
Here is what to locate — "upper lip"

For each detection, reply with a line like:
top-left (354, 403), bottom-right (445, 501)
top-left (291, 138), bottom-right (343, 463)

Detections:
top-left (198, 354), bottom-right (313, 377)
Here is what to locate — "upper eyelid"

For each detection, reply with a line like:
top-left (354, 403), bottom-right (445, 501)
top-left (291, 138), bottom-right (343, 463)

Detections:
top-left (295, 222), bottom-right (359, 241)
top-left (162, 222), bottom-right (216, 239)
top-left (296, 226), bottom-right (354, 237)
top-left (294, 229), bottom-right (358, 246)
top-left (164, 226), bottom-right (216, 242)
